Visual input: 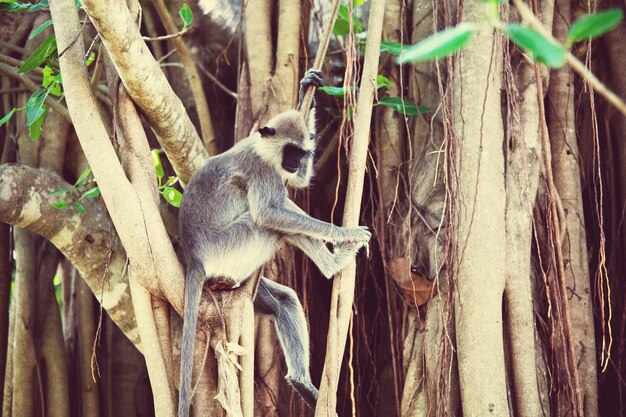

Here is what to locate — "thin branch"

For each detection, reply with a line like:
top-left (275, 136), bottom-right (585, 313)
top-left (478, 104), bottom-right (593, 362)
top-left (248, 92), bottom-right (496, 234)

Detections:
top-left (142, 26), bottom-right (189, 42)
top-left (512, 0), bottom-right (626, 117)
top-left (313, 0), bottom-right (386, 414)
top-left (0, 63), bottom-right (71, 123)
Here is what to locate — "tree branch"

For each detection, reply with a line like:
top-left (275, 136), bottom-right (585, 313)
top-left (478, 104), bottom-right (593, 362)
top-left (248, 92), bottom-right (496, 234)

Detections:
top-left (0, 163), bottom-right (139, 346)
top-left (79, 0), bottom-right (208, 183)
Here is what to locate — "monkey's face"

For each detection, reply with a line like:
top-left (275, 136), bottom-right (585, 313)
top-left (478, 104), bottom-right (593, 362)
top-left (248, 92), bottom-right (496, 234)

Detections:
top-left (256, 110), bottom-right (316, 188)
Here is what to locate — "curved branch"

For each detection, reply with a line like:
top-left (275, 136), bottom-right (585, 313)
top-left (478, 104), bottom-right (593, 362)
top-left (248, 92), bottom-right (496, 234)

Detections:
top-left (0, 163), bottom-right (139, 346)
top-left (79, 0), bottom-right (208, 182)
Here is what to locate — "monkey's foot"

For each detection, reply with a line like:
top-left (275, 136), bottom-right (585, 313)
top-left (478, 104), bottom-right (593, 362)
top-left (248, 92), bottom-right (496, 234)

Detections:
top-left (286, 375), bottom-right (318, 409)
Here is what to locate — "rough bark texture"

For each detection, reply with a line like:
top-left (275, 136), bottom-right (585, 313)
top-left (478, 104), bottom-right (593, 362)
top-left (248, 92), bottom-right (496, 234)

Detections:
top-left (547, 1), bottom-right (599, 414)
top-left (80, 0), bottom-right (208, 183)
top-left (453, 3), bottom-right (509, 416)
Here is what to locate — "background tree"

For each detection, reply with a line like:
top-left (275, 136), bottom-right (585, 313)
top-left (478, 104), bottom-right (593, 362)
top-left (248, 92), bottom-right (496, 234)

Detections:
top-left (1, 0), bottom-right (626, 416)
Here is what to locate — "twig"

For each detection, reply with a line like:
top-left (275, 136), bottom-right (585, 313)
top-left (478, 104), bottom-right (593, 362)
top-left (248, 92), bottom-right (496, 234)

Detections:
top-left (512, 0), bottom-right (626, 117)
top-left (142, 26), bottom-right (189, 42)
top-left (0, 63), bottom-right (71, 123)
top-left (299, 0), bottom-right (342, 118)
top-left (197, 65), bottom-right (237, 99)
top-left (152, 0), bottom-right (217, 154)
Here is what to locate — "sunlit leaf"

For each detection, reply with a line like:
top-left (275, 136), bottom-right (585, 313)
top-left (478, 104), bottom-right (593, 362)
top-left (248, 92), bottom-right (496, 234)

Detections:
top-left (162, 187), bottom-right (182, 208)
top-left (18, 34), bottom-right (57, 73)
top-left (42, 66), bottom-right (62, 96)
top-left (505, 24), bottom-right (565, 68)
top-left (0, 108), bottom-right (16, 128)
top-left (28, 19), bottom-right (53, 40)
top-left (397, 23), bottom-right (475, 64)
top-left (179, 4), bottom-right (193, 28)
top-left (376, 74), bottom-right (392, 89)
top-left (163, 176), bottom-right (179, 187)
top-left (74, 167), bottom-right (92, 186)
top-left (80, 186), bottom-right (101, 200)
top-left (568, 9), bottom-right (623, 43)
top-left (152, 149), bottom-right (164, 180)
top-left (85, 51), bottom-right (96, 66)
top-left (375, 97), bottom-right (428, 116)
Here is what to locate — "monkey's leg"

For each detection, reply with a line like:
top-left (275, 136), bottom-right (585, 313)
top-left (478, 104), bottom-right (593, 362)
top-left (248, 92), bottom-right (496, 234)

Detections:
top-left (178, 262), bottom-right (206, 417)
top-left (254, 277), bottom-right (319, 408)
top-left (284, 234), bottom-right (360, 278)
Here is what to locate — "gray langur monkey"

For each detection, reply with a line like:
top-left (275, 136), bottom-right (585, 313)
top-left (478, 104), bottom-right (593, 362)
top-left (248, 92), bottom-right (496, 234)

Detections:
top-left (177, 70), bottom-right (371, 417)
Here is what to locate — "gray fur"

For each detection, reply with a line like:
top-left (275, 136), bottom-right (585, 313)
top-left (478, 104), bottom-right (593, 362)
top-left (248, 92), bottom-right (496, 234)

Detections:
top-left (177, 70), bottom-right (371, 417)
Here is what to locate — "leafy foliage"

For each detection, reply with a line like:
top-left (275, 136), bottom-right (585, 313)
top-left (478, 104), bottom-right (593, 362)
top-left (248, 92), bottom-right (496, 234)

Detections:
top-left (567, 9), bottom-right (623, 44)
top-left (375, 97), bottom-right (428, 116)
top-left (18, 33), bottom-right (57, 73)
top-left (179, 4), bottom-right (193, 28)
top-left (152, 149), bottom-right (182, 208)
top-left (333, 4), bottom-right (363, 36)
top-left (397, 23), bottom-right (475, 64)
top-left (505, 24), bottom-right (565, 68)
top-left (49, 168), bottom-right (100, 214)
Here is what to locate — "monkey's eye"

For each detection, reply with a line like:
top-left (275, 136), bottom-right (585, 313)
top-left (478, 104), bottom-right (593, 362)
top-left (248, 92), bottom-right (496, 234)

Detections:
top-left (309, 133), bottom-right (316, 140)
top-left (259, 126), bottom-right (276, 137)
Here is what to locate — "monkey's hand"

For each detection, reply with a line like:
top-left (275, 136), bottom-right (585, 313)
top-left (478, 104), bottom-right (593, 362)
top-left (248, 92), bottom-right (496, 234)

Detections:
top-left (331, 225), bottom-right (371, 245)
top-left (297, 69), bottom-right (324, 111)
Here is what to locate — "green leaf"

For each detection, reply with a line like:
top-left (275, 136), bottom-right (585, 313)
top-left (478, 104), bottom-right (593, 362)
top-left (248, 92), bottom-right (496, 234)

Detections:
top-left (162, 187), bottom-right (182, 208)
top-left (18, 34), bottom-right (57, 73)
top-left (568, 9), bottom-right (623, 43)
top-left (80, 186), bottom-right (101, 200)
top-left (376, 74), bottom-right (392, 89)
top-left (50, 198), bottom-right (67, 209)
top-left (42, 66), bottom-right (62, 96)
top-left (152, 149), bottom-right (164, 180)
top-left (380, 41), bottom-right (406, 55)
top-left (352, 0), bottom-right (366, 6)
top-left (376, 97), bottom-right (428, 116)
top-left (163, 176), bottom-right (178, 187)
top-left (333, 4), bottom-right (363, 36)
top-left (74, 202), bottom-right (86, 214)
top-left (28, 19), bottom-right (53, 40)
top-left (0, 0), bottom-right (48, 12)
top-left (85, 51), bottom-right (96, 66)
top-left (74, 167), bottom-right (92, 186)
top-left (48, 188), bottom-right (70, 195)
top-left (319, 86), bottom-right (348, 96)
top-left (25, 88), bottom-right (49, 126)
top-left (28, 108), bottom-right (48, 140)
top-left (0, 108), bottom-right (16, 127)
top-left (179, 4), bottom-right (193, 28)
top-left (505, 24), bottom-right (565, 68)
top-left (397, 23), bottom-right (475, 64)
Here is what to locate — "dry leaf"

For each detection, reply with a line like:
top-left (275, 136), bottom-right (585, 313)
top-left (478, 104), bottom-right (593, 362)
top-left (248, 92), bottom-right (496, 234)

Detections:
top-left (389, 257), bottom-right (436, 306)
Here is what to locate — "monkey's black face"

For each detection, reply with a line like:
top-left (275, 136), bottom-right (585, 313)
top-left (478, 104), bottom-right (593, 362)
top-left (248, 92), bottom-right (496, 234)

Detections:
top-left (282, 143), bottom-right (309, 173)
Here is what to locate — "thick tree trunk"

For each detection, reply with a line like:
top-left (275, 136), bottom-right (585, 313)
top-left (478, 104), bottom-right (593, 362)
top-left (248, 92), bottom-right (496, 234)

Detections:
top-left (453, 3), bottom-right (508, 416)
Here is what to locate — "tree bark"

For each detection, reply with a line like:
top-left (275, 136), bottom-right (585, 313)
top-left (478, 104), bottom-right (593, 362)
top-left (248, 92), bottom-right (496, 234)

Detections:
top-left (452, 2), bottom-right (509, 416)
top-left (547, 1), bottom-right (599, 414)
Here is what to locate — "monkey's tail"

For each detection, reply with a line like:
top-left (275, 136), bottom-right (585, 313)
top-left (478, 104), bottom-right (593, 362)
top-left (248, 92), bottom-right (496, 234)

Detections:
top-left (178, 265), bottom-right (205, 417)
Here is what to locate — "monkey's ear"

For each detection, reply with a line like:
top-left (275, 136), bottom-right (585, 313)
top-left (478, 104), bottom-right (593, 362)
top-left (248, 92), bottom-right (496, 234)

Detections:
top-left (259, 126), bottom-right (276, 137)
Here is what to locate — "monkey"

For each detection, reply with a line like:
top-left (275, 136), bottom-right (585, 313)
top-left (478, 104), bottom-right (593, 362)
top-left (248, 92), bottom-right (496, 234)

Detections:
top-left (177, 69), bottom-right (371, 417)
